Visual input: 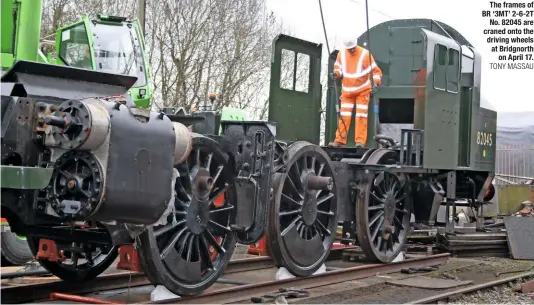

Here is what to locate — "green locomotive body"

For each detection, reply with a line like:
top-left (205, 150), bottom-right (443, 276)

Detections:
top-left (268, 19), bottom-right (496, 262)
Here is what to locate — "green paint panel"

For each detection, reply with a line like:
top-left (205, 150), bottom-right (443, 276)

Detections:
top-left (14, 0), bottom-right (43, 62)
top-left (1, 0), bottom-right (15, 54)
top-left (1, 0), bottom-right (43, 68)
top-left (1, 165), bottom-right (53, 189)
top-left (219, 107), bottom-right (247, 134)
top-left (472, 107), bottom-right (497, 171)
top-left (220, 107), bottom-right (247, 121)
top-left (268, 34), bottom-right (322, 144)
top-left (418, 29), bottom-right (461, 169)
top-left (1, 53), bottom-right (14, 68)
top-left (497, 185), bottom-right (533, 215)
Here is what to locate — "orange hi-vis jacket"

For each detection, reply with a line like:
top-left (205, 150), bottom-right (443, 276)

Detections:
top-left (333, 46), bottom-right (383, 97)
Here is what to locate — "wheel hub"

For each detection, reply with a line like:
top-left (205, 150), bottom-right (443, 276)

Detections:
top-left (66, 176), bottom-right (84, 193)
top-left (301, 195), bottom-right (317, 226)
top-left (191, 168), bottom-right (213, 200)
top-left (187, 169), bottom-right (212, 234)
top-left (186, 200), bottom-right (210, 234)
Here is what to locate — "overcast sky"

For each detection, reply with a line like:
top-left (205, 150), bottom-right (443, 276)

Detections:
top-left (266, 0), bottom-right (534, 113)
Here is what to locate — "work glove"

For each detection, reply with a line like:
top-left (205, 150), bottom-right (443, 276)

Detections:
top-left (331, 71), bottom-right (342, 81)
top-left (371, 83), bottom-right (379, 95)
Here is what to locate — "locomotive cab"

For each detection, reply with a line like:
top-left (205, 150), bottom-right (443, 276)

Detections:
top-left (413, 29), bottom-right (496, 172)
top-left (322, 19), bottom-right (496, 229)
top-left (328, 19), bottom-right (498, 173)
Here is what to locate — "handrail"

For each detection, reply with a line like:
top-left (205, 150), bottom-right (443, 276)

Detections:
top-left (431, 20), bottom-right (454, 40)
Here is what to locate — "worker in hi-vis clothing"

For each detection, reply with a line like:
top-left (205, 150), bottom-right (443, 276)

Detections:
top-left (328, 35), bottom-right (383, 148)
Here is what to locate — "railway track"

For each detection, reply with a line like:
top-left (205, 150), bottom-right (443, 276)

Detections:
top-left (7, 244), bottom-right (526, 305)
top-left (1, 255), bottom-right (275, 304)
top-left (6, 252), bottom-right (527, 304)
top-left (1, 247), bottom-right (354, 304)
top-left (151, 253), bottom-right (451, 304)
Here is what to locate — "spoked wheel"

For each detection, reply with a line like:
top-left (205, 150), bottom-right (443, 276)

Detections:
top-left (356, 149), bottom-right (412, 263)
top-left (137, 134), bottom-right (236, 296)
top-left (267, 141), bottom-right (338, 277)
top-left (27, 235), bottom-right (118, 282)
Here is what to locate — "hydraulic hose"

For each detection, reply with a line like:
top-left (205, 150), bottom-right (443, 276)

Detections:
top-left (364, 0), bottom-right (381, 139)
top-left (317, 0), bottom-right (348, 142)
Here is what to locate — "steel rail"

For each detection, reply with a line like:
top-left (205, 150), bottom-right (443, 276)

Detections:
top-left (408, 271), bottom-right (534, 304)
top-left (1, 247), bottom-right (355, 304)
top-left (150, 253), bottom-right (451, 304)
top-left (0, 256), bottom-right (273, 304)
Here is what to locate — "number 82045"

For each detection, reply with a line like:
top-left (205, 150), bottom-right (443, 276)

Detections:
top-left (477, 131), bottom-right (492, 146)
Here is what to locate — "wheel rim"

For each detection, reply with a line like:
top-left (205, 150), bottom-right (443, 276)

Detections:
top-left (27, 231), bottom-right (117, 281)
top-left (356, 149), bottom-right (411, 262)
top-left (47, 243), bottom-right (115, 271)
top-left (138, 135), bottom-right (236, 294)
top-left (49, 151), bottom-right (103, 219)
top-left (268, 142), bottom-right (337, 276)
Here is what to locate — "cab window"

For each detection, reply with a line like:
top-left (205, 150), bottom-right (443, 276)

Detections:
top-left (59, 23), bottom-right (92, 69)
top-left (433, 44), bottom-right (460, 94)
top-left (433, 44), bottom-right (447, 90)
top-left (279, 49), bottom-right (310, 93)
top-left (447, 48), bottom-right (460, 93)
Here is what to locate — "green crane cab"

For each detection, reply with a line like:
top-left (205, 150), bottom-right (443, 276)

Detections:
top-left (1, 0), bottom-right (151, 108)
top-left (53, 14), bottom-right (152, 108)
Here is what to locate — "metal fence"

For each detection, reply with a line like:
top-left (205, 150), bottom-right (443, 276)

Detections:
top-left (495, 144), bottom-right (534, 185)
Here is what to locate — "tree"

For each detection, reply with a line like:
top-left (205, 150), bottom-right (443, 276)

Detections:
top-left (39, 0), bottom-right (294, 120)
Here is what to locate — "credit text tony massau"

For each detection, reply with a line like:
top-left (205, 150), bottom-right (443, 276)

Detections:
top-left (490, 62), bottom-right (534, 69)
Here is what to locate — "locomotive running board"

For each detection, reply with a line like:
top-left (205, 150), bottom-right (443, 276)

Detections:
top-left (1, 60), bottom-right (137, 100)
top-left (0, 166), bottom-right (54, 189)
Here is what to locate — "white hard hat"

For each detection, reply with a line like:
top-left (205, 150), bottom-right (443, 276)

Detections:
top-left (343, 35), bottom-right (358, 49)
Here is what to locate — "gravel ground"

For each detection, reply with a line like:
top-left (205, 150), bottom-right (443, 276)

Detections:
top-left (430, 257), bottom-right (533, 280)
top-left (433, 257), bottom-right (534, 304)
top-left (444, 276), bottom-right (534, 304)
top-left (290, 256), bottom-right (534, 304)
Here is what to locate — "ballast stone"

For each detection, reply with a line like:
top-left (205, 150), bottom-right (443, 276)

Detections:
top-left (275, 263), bottom-right (327, 280)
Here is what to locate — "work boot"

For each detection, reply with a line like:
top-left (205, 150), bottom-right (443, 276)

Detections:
top-left (328, 141), bottom-right (345, 148)
top-left (354, 143), bottom-right (364, 148)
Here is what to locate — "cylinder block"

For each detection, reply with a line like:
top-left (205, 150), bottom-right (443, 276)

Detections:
top-left (172, 122), bottom-right (192, 164)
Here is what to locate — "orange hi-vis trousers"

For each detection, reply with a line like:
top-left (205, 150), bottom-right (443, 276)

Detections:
top-left (334, 91), bottom-right (370, 145)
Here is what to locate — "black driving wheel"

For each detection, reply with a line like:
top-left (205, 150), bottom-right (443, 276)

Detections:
top-left (26, 236), bottom-right (117, 282)
top-left (356, 149), bottom-right (412, 263)
top-left (137, 134), bottom-right (236, 296)
top-left (267, 141), bottom-right (338, 277)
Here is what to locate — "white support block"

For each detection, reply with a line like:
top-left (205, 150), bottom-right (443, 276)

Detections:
top-left (150, 285), bottom-right (181, 302)
top-left (392, 251), bottom-right (405, 263)
top-left (275, 263), bottom-right (327, 280)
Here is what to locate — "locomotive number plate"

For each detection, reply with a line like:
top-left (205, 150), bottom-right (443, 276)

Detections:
top-left (477, 131), bottom-right (493, 146)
